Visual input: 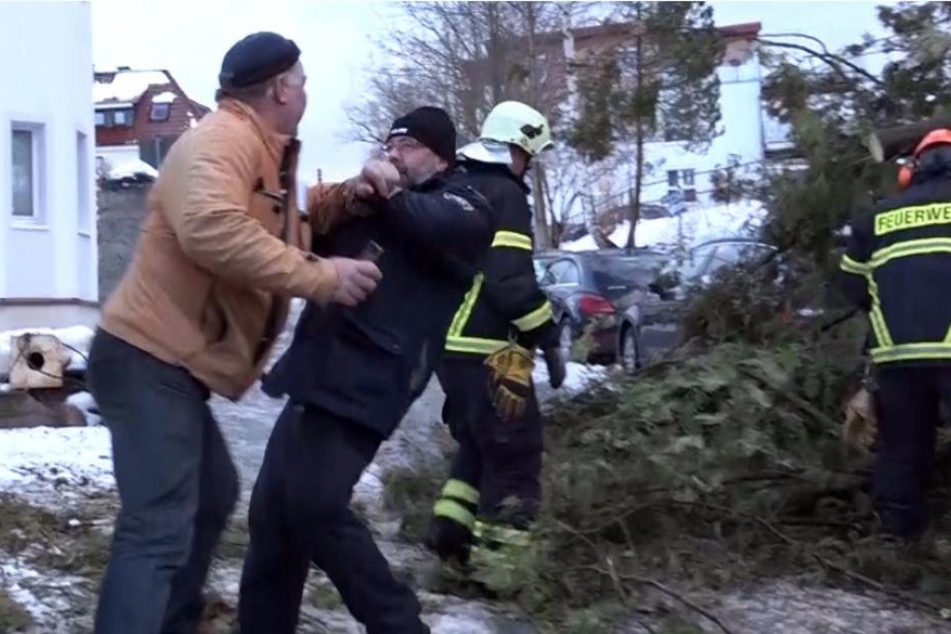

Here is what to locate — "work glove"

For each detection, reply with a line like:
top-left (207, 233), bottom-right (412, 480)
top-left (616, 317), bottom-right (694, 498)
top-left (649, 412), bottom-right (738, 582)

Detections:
top-left (485, 343), bottom-right (535, 420)
top-left (543, 345), bottom-right (566, 389)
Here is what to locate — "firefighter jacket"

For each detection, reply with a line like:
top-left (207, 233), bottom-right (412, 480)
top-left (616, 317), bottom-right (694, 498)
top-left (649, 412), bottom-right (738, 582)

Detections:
top-left (839, 170), bottom-right (951, 366)
top-left (261, 168), bottom-right (492, 438)
top-left (443, 160), bottom-right (557, 360)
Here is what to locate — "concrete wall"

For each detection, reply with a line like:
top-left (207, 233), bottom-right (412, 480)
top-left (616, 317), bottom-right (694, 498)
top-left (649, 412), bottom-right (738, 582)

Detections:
top-left (97, 183), bottom-right (150, 303)
top-left (0, 1), bottom-right (97, 310)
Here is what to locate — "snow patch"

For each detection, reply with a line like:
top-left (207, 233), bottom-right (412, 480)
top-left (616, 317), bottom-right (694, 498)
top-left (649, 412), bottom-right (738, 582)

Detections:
top-left (0, 427), bottom-right (114, 506)
top-left (151, 90), bottom-right (176, 104)
top-left (0, 557), bottom-right (79, 625)
top-left (0, 325), bottom-right (94, 376)
top-left (94, 69), bottom-right (170, 104)
top-left (535, 359), bottom-right (608, 395)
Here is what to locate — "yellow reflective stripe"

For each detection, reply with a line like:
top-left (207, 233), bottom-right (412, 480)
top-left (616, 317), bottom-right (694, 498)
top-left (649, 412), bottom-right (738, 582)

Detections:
top-left (839, 254), bottom-right (868, 275)
top-left (473, 520), bottom-right (532, 546)
top-left (491, 230), bottom-right (533, 250)
top-left (867, 274), bottom-right (892, 347)
top-left (433, 499), bottom-right (476, 529)
top-left (447, 273), bottom-right (484, 339)
top-left (445, 335), bottom-right (509, 355)
top-left (869, 237), bottom-right (951, 266)
top-left (445, 336), bottom-right (532, 356)
top-left (442, 479), bottom-right (479, 505)
top-left (512, 300), bottom-right (552, 332)
top-left (871, 343), bottom-right (951, 364)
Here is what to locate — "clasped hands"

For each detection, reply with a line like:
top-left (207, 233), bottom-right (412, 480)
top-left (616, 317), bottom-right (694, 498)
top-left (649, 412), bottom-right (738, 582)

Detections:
top-left (353, 159), bottom-right (402, 200)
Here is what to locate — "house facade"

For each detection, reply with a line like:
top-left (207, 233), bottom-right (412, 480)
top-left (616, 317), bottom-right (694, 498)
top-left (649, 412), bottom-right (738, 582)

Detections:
top-left (94, 67), bottom-right (210, 178)
top-left (0, 0), bottom-right (98, 330)
top-left (564, 22), bottom-right (793, 210)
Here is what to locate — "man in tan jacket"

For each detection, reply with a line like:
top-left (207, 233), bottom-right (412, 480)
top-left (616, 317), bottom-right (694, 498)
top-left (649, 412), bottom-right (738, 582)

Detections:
top-left (85, 32), bottom-right (381, 634)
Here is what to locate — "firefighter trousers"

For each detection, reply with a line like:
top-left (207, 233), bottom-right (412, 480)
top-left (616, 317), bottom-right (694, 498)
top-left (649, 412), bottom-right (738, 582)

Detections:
top-left (873, 365), bottom-right (951, 539)
top-left (429, 358), bottom-right (543, 562)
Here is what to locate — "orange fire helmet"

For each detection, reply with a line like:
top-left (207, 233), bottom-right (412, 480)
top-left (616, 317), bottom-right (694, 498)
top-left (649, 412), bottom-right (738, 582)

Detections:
top-left (898, 128), bottom-right (951, 189)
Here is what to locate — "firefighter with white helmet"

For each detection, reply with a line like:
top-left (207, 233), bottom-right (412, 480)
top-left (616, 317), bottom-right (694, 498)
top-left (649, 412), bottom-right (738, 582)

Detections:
top-left (426, 101), bottom-right (565, 579)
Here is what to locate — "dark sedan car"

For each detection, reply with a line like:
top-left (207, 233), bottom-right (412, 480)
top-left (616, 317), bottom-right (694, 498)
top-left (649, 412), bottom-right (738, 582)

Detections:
top-left (537, 249), bottom-right (669, 364)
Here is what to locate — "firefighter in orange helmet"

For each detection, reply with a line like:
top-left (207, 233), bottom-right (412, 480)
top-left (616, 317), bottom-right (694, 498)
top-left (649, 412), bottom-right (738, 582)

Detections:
top-left (839, 128), bottom-right (951, 541)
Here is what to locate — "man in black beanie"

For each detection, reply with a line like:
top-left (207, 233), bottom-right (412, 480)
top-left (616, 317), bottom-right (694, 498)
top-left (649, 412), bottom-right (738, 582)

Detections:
top-left (232, 107), bottom-right (492, 634)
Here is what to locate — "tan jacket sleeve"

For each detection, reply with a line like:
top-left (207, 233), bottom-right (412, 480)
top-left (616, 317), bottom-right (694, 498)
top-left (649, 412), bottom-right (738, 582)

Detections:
top-left (308, 180), bottom-right (376, 236)
top-left (163, 125), bottom-right (339, 304)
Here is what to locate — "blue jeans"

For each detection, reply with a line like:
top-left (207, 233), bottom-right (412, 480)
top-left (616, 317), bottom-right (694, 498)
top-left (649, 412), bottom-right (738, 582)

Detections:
top-left (88, 329), bottom-right (239, 634)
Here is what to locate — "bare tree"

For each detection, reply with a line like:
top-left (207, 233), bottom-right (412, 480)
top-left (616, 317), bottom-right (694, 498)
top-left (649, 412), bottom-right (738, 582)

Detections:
top-left (348, 1), bottom-right (605, 248)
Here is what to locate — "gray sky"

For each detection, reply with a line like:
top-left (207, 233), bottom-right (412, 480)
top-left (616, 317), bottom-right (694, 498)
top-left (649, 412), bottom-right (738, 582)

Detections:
top-left (91, 0), bottom-right (894, 186)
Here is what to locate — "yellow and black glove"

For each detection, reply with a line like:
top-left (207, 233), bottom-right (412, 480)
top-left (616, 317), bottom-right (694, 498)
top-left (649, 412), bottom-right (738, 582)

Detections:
top-left (485, 343), bottom-right (535, 420)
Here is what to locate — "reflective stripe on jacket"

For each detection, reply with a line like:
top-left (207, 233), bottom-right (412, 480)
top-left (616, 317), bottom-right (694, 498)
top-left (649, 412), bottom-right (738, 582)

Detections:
top-left (840, 177), bottom-right (951, 366)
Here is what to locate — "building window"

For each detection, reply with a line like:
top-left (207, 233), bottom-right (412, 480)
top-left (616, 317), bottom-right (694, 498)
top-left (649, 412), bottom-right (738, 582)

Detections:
top-left (95, 110), bottom-right (106, 126)
top-left (77, 132), bottom-right (91, 234)
top-left (150, 102), bottom-right (171, 122)
top-left (667, 168), bottom-right (698, 203)
top-left (113, 108), bottom-right (134, 126)
top-left (11, 124), bottom-right (44, 221)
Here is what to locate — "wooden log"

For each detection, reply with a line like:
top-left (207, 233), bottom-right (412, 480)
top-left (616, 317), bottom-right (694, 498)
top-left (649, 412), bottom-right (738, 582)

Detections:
top-left (867, 115), bottom-right (951, 162)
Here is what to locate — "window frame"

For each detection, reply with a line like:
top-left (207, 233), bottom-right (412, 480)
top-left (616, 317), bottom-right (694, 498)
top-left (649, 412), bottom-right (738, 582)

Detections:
top-left (10, 122), bottom-right (46, 226)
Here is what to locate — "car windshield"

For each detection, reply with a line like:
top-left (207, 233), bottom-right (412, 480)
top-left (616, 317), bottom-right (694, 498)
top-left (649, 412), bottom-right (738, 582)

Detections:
top-left (587, 254), bottom-right (667, 291)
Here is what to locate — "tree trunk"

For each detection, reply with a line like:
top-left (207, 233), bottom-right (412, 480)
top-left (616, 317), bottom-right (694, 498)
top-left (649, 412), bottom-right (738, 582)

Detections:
top-left (523, 2), bottom-right (551, 250)
top-left (867, 115), bottom-right (951, 162)
top-left (486, 3), bottom-right (505, 103)
top-left (626, 8), bottom-right (645, 251)
top-left (532, 165), bottom-right (552, 250)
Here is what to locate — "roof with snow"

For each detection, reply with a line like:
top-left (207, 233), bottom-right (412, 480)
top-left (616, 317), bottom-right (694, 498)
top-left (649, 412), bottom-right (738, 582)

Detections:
top-left (93, 67), bottom-right (174, 106)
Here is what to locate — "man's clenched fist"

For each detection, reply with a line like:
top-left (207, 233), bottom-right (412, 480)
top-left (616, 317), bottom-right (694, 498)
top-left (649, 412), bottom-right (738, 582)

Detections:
top-left (356, 159), bottom-right (401, 199)
top-left (328, 257), bottom-right (382, 307)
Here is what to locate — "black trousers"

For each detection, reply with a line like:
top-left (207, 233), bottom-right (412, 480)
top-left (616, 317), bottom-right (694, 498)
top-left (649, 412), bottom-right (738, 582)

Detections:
top-left (235, 402), bottom-right (426, 634)
top-left (873, 365), bottom-right (951, 539)
top-left (87, 329), bottom-right (239, 634)
top-left (432, 359), bottom-right (543, 545)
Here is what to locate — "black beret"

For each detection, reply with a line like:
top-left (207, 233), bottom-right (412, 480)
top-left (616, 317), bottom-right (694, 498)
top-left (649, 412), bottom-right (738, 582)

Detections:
top-left (219, 31), bottom-right (301, 90)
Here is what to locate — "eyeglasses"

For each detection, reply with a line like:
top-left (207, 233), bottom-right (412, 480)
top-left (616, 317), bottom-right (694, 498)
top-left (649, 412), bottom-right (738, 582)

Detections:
top-left (383, 137), bottom-right (424, 154)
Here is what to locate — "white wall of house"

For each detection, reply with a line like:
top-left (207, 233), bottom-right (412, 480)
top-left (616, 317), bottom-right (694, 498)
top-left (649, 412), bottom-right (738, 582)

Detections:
top-left (640, 53), bottom-right (767, 208)
top-left (0, 0), bottom-right (97, 330)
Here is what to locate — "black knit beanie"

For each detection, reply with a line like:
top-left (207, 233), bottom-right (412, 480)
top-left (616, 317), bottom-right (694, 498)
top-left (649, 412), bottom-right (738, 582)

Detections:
top-left (386, 107), bottom-right (457, 164)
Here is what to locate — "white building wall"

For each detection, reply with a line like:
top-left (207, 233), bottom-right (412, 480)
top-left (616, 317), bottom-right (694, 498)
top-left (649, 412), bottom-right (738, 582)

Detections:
top-left (0, 0), bottom-right (97, 326)
top-left (640, 55), bottom-right (765, 207)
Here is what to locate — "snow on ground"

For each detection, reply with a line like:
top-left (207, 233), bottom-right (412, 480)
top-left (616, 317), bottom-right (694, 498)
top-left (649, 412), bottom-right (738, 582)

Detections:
top-left (0, 325), bottom-right (94, 376)
top-left (562, 200), bottom-right (767, 252)
top-left (535, 358), bottom-right (609, 395)
top-left (0, 427), bottom-right (114, 506)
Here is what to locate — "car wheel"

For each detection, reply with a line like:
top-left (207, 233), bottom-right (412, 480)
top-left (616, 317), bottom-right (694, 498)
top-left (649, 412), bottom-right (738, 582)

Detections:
top-left (558, 320), bottom-right (574, 363)
top-left (621, 326), bottom-right (640, 375)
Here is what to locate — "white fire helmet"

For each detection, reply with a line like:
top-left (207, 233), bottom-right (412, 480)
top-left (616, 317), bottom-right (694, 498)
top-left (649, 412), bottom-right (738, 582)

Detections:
top-left (457, 101), bottom-right (554, 166)
top-left (481, 100), bottom-right (554, 157)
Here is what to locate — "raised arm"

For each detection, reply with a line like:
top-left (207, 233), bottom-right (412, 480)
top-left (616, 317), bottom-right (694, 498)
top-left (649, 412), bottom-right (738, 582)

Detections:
top-left (162, 126), bottom-right (338, 303)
